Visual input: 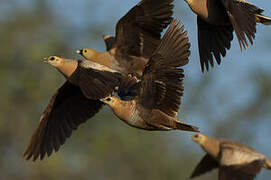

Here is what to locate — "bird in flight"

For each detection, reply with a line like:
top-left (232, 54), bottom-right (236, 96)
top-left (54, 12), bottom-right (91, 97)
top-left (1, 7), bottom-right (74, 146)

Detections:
top-left (184, 0), bottom-right (271, 72)
top-left (191, 134), bottom-right (271, 180)
top-left (24, 56), bottom-right (122, 161)
top-left (77, 0), bottom-right (174, 76)
top-left (101, 19), bottom-right (199, 132)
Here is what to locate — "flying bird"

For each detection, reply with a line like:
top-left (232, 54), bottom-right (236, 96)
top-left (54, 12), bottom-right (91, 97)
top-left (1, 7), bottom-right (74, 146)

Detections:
top-left (77, 0), bottom-right (174, 76)
top-left (184, 0), bottom-right (271, 72)
top-left (101, 19), bottom-right (199, 132)
top-left (191, 134), bottom-right (271, 180)
top-left (24, 56), bottom-right (122, 161)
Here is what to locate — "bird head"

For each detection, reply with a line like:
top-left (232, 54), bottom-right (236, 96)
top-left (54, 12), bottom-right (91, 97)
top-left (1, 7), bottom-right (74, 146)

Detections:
top-left (44, 56), bottom-right (64, 68)
top-left (100, 95), bottom-right (120, 107)
top-left (191, 134), bottom-right (207, 146)
top-left (76, 48), bottom-right (97, 60)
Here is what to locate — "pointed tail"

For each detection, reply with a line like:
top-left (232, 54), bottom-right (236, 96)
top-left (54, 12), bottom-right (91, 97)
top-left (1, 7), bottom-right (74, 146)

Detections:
top-left (264, 158), bottom-right (271, 170)
top-left (174, 119), bottom-right (199, 132)
top-left (256, 14), bottom-right (271, 25)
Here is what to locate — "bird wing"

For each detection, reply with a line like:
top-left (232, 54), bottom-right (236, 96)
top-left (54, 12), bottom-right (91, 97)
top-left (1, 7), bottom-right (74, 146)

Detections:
top-left (197, 16), bottom-right (233, 72)
top-left (24, 81), bottom-right (104, 161)
top-left (190, 154), bottom-right (219, 178)
top-left (221, 0), bottom-right (263, 50)
top-left (219, 160), bottom-right (263, 180)
top-left (137, 19), bottom-right (190, 117)
top-left (103, 35), bottom-right (115, 51)
top-left (117, 75), bottom-right (140, 100)
top-left (71, 62), bottom-right (122, 100)
top-left (114, 0), bottom-right (173, 59)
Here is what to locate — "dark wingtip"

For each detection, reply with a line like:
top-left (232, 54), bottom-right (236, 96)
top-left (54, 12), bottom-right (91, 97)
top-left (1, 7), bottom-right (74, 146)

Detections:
top-left (190, 173), bottom-right (197, 179)
top-left (191, 126), bottom-right (200, 133)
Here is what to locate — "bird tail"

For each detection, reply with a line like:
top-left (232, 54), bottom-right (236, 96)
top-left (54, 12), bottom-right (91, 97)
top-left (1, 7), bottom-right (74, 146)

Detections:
top-left (151, 110), bottom-right (199, 132)
top-left (263, 158), bottom-right (271, 170)
top-left (174, 119), bottom-right (199, 132)
top-left (256, 14), bottom-right (271, 25)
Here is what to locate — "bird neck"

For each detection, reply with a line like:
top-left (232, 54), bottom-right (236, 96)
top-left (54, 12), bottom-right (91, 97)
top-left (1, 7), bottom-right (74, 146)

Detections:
top-left (57, 59), bottom-right (78, 79)
top-left (88, 50), bottom-right (112, 68)
top-left (201, 137), bottom-right (220, 159)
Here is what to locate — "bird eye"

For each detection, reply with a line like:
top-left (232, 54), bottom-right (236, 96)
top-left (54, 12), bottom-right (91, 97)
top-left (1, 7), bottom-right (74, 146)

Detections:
top-left (194, 134), bottom-right (199, 138)
top-left (106, 98), bottom-right (111, 101)
top-left (84, 50), bottom-right (87, 53)
top-left (49, 57), bottom-right (55, 61)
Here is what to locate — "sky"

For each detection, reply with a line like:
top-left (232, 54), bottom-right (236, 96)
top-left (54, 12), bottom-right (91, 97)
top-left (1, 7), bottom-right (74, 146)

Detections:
top-left (2, 0), bottom-right (271, 179)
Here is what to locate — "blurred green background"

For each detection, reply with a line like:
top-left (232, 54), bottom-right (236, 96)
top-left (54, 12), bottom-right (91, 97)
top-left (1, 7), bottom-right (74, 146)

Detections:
top-left (1, 0), bottom-right (271, 179)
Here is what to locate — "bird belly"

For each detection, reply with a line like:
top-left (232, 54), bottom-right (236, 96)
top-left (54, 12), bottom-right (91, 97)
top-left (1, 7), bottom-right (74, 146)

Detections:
top-left (119, 106), bottom-right (154, 130)
top-left (127, 108), bottom-right (151, 129)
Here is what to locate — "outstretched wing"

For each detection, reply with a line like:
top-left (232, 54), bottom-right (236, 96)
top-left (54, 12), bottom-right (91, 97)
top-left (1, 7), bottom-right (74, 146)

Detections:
top-left (191, 154), bottom-right (219, 178)
top-left (138, 19), bottom-right (190, 117)
top-left (24, 81), bottom-right (103, 161)
top-left (197, 16), bottom-right (233, 72)
top-left (70, 61), bottom-right (122, 100)
top-left (114, 0), bottom-right (173, 59)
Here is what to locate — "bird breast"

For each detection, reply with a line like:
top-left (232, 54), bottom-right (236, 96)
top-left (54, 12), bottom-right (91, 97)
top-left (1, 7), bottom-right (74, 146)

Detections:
top-left (113, 102), bottom-right (149, 129)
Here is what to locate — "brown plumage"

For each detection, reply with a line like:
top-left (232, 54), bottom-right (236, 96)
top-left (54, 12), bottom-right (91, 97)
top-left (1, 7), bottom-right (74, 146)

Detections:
top-left (184, 0), bottom-right (271, 72)
top-left (103, 35), bottom-right (115, 51)
top-left (24, 56), bottom-right (122, 161)
top-left (191, 134), bottom-right (271, 180)
top-left (77, 0), bottom-right (174, 76)
top-left (101, 19), bottom-right (199, 132)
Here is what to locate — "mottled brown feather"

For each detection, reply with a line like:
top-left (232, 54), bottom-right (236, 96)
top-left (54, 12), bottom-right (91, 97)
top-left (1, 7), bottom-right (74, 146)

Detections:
top-left (24, 81), bottom-right (103, 161)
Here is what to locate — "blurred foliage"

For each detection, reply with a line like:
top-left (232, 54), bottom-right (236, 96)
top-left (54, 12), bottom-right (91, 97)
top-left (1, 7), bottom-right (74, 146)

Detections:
top-left (0, 0), bottom-right (271, 179)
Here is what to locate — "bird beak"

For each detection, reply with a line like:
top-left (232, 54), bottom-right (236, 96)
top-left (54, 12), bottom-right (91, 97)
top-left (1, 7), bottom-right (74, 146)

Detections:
top-left (100, 98), bottom-right (106, 103)
top-left (43, 57), bottom-right (49, 63)
top-left (76, 49), bottom-right (83, 55)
